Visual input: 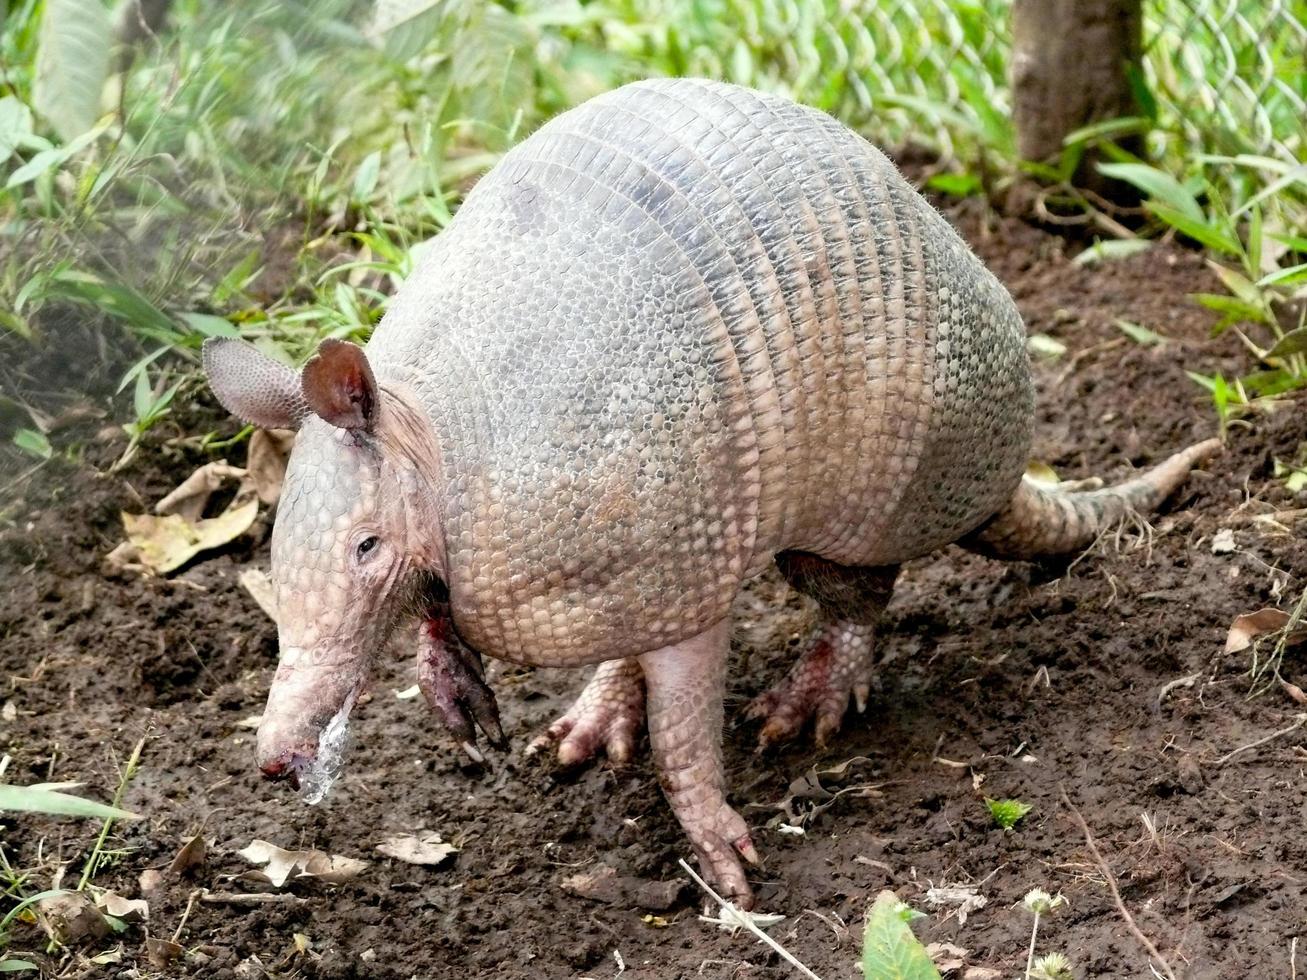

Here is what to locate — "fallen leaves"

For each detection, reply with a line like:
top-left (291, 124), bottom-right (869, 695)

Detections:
top-left (375, 832), bottom-right (458, 867)
top-left (168, 835), bottom-right (211, 877)
top-left (1224, 607), bottom-right (1307, 655)
top-left (925, 883), bottom-right (988, 926)
top-left (107, 426), bottom-right (293, 576)
top-left (108, 461), bottom-right (259, 575)
top-left (750, 755), bottom-right (883, 828)
top-left (561, 863), bottom-right (685, 911)
top-left (236, 840), bottom-right (367, 888)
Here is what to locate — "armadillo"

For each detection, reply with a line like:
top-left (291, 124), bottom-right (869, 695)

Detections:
top-left (203, 78), bottom-right (1217, 908)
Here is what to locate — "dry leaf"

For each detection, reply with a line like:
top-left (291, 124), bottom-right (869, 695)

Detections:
top-left (750, 755), bottom-right (883, 827)
top-left (2, 700), bottom-right (15, 721)
top-left (927, 941), bottom-right (970, 975)
top-left (112, 499), bottom-right (258, 574)
top-left (236, 840), bottom-right (367, 887)
top-left (247, 429), bottom-right (295, 504)
top-left (234, 714), bottom-right (263, 730)
top-left (38, 892), bottom-right (110, 944)
top-left (1224, 608), bottom-right (1307, 654)
top-left (560, 863), bottom-right (685, 910)
top-left (239, 568), bottom-right (278, 621)
top-left (375, 832), bottom-right (458, 867)
top-left (963, 968), bottom-right (1003, 980)
top-left (926, 884), bottom-right (987, 926)
top-left (169, 835), bottom-right (210, 876)
top-left (94, 890), bottom-right (148, 923)
top-left (138, 869), bottom-right (164, 896)
top-left (1210, 528), bottom-right (1236, 554)
top-left (88, 945), bottom-right (125, 965)
top-left (109, 461), bottom-right (261, 575)
top-left (145, 937), bottom-right (183, 968)
top-left (155, 462), bottom-right (248, 522)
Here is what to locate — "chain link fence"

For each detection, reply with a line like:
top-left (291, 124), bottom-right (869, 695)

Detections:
top-left (627, 0), bottom-right (1304, 166)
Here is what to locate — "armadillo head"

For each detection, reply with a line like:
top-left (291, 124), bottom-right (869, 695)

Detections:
top-left (203, 337), bottom-right (445, 793)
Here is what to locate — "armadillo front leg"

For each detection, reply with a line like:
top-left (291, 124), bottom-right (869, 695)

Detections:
top-left (640, 620), bottom-right (759, 909)
top-left (418, 608), bottom-right (506, 752)
top-left (527, 658), bottom-right (645, 766)
top-left (749, 555), bottom-right (899, 749)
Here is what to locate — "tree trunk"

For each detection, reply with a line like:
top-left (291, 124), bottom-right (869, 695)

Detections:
top-left (1011, 0), bottom-right (1145, 198)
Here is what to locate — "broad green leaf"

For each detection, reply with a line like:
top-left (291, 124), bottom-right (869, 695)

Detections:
top-left (1257, 263), bottom-right (1307, 289)
top-left (1145, 203), bottom-right (1240, 257)
top-left (1266, 328), bottom-right (1307, 361)
top-left (13, 428), bottom-right (52, 459)
top-left (1097, 162), bottom-right (1205, 225)
top-left (370, 0), bottom-right (457, 61)
top-left (33, 0), bottom-right (112, 141)
top-left (0, 784), bottom-right (138, 820)
top-left (0, 959), bottom-right (40, 972)
top-left (924, 172), bottom-right (982, 198)
top-left (1072, 239), bottom-right (1151, 266)
top-left (180, 312), bottom-right (241, 339)
top-left (0, 96), bottom-right (34, 166)
top-left (1115, 319), bottom-right (1167, 346)
top-left (352, 151), bottom-right (382, 203)
top-left (861, 890), bottom-right (942, 980)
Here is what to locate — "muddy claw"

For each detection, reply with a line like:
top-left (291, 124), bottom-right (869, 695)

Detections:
top-left (419, 612), bottom-right (506, 751)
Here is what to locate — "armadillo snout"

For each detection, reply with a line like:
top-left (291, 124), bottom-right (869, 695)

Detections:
top-left (258, 748), bottom-right (315, 790)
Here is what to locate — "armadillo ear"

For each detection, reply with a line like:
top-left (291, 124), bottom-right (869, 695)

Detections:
top-left (202, 338), bottom-right (310, 431)
top-left (301, 339), bottom-right (378, 432)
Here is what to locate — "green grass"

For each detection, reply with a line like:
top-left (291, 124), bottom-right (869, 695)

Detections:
top-left (1, 0), bottom-right (1304, 446)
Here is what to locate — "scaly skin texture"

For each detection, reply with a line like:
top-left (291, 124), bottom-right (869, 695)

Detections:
top-left (203, 79), bottom-right (1220, 907)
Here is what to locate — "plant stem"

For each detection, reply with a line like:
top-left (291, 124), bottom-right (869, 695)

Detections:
top-left (1026, 911), bottom-right (1041, 979)
top-left (77, 735), bottom-right (146, 891)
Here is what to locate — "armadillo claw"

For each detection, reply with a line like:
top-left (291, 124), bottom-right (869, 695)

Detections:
top-left (418, 618), bottom-right (506, 751)
top-left (749, 620), bottom-right (876, 751)
top-left (527, 658), bottom-right (645, 767)
top-left (682, 801), bottom-right (757, 910)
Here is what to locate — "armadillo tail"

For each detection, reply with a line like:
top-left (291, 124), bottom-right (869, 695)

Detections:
top-left (961, 438), bottom-right (1221, 560)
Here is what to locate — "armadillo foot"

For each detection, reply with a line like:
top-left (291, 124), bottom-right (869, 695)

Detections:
top-left (747, 619), bottom-right (876, 750)
top-left (418, 610), bottom-right (506, 752)
top-left (527, 658), bottom-right (645, 766)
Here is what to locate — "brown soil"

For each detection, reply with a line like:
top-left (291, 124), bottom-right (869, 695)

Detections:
top-left (3, 204), bottom-right (1306, 980)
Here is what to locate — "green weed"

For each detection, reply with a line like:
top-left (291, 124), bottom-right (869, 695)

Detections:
top-left (985, 797), bottom-right (1033, 830)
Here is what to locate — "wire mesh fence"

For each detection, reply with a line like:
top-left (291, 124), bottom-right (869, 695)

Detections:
top-left (626, 0), bottom-right (1304, 166)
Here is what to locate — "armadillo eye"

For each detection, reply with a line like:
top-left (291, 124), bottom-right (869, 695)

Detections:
top-left (356, 535), bottom-right (380, 560)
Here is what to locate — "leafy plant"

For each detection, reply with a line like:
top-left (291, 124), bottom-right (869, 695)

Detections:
top-left (861, 890), bottom-right (941, 980)
top-left (985, 797), bottom-right (1033, 830)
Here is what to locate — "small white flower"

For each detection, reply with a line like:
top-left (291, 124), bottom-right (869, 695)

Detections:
top-left (1022, 888), bottom-right (1067, 916)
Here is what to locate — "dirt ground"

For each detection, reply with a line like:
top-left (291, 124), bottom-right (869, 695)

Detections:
top-left (3, 199), bottom-right (1306, 980)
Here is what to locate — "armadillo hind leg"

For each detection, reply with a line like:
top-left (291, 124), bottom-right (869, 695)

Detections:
top-left (962, 438), bottom-right (1221, 560)
top-left (526, 658), bottom-right (645, 767)
top-left (640, 620), bottom-right (759, 909)
top-left (749, 555), bottom-right (899, 750)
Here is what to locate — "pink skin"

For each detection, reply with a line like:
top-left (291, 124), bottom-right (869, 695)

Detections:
top-left (527, 658), bottom-right (645, 766)
top-left (640, 620), bottom-right (758, 908)
top-left (747, 619), bottom-right (877, 748)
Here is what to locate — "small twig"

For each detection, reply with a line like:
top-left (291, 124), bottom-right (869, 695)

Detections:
top-left (677, 859), bottom-right (822, 980)
top-left (199, 891), bottom-right (306, 906)
top-left (1060, 787), bottom-right (1178, 980)
top-left (1215, 713), bottom-right (1307, 765)
top-left (171, 889), bottom-right (201, 944)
